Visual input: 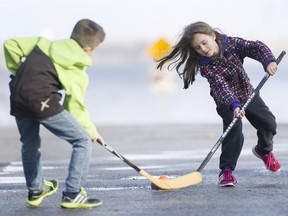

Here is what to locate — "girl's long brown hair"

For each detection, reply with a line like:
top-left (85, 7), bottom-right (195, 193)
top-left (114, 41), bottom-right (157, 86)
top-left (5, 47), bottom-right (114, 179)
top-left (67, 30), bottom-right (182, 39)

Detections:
top-left (157, 21), bottom-right (226, 89)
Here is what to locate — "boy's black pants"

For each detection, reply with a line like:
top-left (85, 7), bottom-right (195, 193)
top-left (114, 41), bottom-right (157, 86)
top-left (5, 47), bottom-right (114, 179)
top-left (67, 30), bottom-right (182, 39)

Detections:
top-left (216, 93), bottom-right (277, 171)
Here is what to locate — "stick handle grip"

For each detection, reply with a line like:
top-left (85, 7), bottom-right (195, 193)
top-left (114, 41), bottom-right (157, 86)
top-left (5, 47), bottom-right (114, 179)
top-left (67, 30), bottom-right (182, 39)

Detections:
top-left (254, 51), bottom-right (286, 93)
top-left (276, 51), bottom-right (286, 64)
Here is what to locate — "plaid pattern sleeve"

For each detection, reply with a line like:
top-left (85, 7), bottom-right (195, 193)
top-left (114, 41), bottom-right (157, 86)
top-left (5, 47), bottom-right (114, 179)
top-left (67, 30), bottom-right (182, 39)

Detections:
top-left (232, 37), bottom-right (276, 71)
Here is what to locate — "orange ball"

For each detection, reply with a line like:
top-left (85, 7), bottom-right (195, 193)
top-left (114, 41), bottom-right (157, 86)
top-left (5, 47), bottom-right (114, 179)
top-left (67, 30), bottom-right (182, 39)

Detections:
top-left (159, 175), bottom-right (168, 180)
top-left (151, 175), bottom-right (169, 190)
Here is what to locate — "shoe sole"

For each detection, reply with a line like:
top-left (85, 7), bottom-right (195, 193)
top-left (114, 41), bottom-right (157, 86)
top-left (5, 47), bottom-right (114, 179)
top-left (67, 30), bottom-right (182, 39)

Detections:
top-left (61, 201), bottom-right (102, 209)
top-left (219, 182), bottom-right (236, 187)
top-left (27, 182), bottom-right (59, 207)
top-left (252, 147), bottom-right (281, 173)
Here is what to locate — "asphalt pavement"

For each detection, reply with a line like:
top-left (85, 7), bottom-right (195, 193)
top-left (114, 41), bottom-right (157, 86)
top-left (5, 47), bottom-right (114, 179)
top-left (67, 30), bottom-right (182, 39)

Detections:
top-left (0, 123), bottom-right (288, 216)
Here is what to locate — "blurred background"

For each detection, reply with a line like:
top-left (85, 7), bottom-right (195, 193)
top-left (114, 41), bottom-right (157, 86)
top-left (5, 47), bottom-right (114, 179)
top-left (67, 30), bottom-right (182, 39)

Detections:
top-left (0, 0), bottom-right (287, 127)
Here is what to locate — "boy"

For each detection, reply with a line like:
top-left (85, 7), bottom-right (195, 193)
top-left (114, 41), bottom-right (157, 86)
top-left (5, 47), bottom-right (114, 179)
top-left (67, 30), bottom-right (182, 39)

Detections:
top-left (4, 19), bottom-right (105, 208)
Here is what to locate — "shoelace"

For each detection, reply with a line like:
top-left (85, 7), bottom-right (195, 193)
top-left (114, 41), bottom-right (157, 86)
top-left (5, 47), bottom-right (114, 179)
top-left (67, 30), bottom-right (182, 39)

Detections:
top-left (224, 171), bottom-right (234, 180)
top-left (266, 153), bottom-right (276, 169)
top-left (80, 187), bottom-right (88, 197)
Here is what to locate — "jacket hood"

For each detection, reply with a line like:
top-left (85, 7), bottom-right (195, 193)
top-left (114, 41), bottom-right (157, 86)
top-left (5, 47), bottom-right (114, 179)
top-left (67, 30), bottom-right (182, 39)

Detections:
top-left (49, 39), bottom-right (91, 70)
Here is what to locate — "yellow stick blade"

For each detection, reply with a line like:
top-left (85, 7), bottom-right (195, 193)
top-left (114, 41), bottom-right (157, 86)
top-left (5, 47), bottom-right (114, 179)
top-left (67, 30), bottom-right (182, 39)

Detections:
top-left (139, 170), bottom-right (202, 190)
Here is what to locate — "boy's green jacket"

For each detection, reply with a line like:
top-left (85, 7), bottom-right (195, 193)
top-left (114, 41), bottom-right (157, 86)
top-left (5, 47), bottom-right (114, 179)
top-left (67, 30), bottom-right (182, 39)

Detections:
top-left (3, 37), bottom-right (97, 137)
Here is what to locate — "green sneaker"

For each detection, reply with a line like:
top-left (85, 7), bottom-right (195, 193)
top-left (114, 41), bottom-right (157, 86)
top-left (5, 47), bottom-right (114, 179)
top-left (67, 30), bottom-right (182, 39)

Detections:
top-left (61, 187), bottom-right (102, 209)
top-left (27, 179), bottom-right (58, 207)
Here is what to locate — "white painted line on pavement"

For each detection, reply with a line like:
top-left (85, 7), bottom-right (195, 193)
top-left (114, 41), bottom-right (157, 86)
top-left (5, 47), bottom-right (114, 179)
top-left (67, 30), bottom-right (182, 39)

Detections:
top-left (0, 161), bottom-right (64, 184)
top-left (90, 186), bottom-right (144, 191)
top-left (110, 151), bottom-right (214, 161)
top-left (123, 175), bottom-right (178, 180)
top-left (0, 176), bottom-right (25, 184)
top-left (102, 165), bottom-right (166, 171)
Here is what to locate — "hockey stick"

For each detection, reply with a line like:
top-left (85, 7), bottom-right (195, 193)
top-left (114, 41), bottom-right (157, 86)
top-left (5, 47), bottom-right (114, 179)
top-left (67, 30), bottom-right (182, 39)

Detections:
top-left (99, 142), bottom-right (202, 190)
top-left (196, 50), bottom-right (286, 172)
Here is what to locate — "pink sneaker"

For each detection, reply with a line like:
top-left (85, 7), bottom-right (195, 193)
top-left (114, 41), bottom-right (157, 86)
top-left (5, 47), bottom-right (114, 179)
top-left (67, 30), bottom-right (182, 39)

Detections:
top-left (252, 146), bottom-right (281, 172)
top-left (218, 169), bottom-right (237, 187)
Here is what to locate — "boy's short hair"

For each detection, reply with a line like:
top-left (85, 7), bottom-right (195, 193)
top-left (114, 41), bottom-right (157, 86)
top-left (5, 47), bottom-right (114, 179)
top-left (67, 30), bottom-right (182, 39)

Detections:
top-left (71, 19), bottom-right (105, 49)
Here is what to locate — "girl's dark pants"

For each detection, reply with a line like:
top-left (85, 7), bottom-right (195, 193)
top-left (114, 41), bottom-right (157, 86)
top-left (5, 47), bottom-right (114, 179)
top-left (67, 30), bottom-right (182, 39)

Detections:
top-left (216, 93), bottom-right (277, 171)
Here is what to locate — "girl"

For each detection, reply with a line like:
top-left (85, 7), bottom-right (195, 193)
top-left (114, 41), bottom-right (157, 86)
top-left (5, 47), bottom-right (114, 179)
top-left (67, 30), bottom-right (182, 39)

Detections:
top-left (157, 21), bottom-right (281, 187)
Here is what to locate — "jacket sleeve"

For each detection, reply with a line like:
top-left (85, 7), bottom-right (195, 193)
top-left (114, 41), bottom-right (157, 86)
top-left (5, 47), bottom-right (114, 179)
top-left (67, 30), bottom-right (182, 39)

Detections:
top-left (232, 37), bottom-right (276, 71)
top-left (3, 37), bottom-right (41, 73)
top-left (57, 66), bottom-right (98, 138)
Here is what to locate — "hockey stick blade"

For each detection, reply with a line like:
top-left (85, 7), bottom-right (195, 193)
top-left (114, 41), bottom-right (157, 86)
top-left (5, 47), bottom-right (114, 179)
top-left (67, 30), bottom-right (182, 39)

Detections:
top-left (140, 169), bottom-right (202, 190)
top-left (99, 142), bottom-right (202, 190)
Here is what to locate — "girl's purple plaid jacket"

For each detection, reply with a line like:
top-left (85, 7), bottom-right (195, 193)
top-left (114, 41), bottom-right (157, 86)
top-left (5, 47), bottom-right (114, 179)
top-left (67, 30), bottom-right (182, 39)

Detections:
top-left (198, 36), bottom-right (276, 110)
